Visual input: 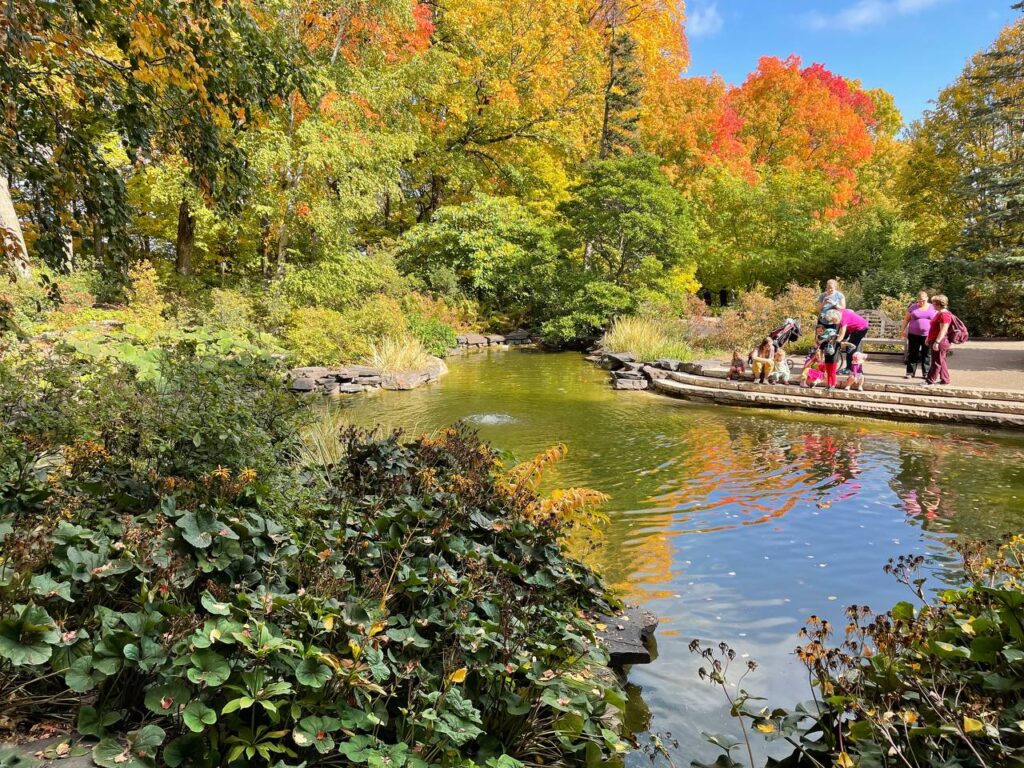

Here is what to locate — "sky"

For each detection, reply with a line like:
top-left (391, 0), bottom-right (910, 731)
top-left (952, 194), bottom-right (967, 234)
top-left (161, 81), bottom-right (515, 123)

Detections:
top-left (683, 0), bottom-right (1021, 124)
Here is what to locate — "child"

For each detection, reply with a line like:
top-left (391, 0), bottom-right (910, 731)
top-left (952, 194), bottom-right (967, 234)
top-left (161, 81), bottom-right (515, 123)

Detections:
top-left (801, 349), bottom-right (824, 388)
top-left (817, 329), bottom-right (854, 390)
top-left (843, 351), bottom-right (867, 391)
top-left (767, 348), bottom-right (791, 384)
top-left (726, 349), bottom-right (746, 381)
top-left (750, 337), bottom-right (775, 384)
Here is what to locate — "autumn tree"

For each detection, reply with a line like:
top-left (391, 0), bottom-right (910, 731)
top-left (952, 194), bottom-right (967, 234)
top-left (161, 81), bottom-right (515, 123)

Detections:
top-left (0, 0), bottom-right (301, 276)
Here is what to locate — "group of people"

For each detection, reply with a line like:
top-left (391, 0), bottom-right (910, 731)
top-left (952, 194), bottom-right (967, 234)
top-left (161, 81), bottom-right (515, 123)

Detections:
top-left (728, 279), bottom-right (959, 390)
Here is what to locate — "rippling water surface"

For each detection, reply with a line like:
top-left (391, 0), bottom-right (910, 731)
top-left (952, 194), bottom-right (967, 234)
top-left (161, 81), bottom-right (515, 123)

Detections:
top-left (325, 349), bottom-right (1024, 764)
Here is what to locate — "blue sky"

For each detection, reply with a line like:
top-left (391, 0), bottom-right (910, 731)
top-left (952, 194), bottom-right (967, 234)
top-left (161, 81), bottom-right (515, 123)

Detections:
top-left (684, 0), bottom-right (1020, 124)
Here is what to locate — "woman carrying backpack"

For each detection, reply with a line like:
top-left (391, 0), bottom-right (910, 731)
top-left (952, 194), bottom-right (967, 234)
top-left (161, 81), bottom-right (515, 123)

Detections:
top-left (925, 294), bottom-right (955, 385)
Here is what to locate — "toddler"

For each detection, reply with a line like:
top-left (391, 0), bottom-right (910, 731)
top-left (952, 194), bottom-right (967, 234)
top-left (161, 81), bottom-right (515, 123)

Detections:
top-left (801, 349), bottom-right (824, 388)
top-left (843, 351), bottom-right (867, 391)
top-left (726, 349), bottom-right (746, 380)
top-left (767, 348), bottom-right (791, 384)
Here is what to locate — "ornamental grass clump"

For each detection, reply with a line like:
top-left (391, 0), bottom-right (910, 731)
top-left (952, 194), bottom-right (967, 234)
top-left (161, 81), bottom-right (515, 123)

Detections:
top-left (0, 349), bottom-right (625, 767)
top-left (600, 315), bottom-right (693, 362)
top-left (368, 335), bottom-right (434, 373)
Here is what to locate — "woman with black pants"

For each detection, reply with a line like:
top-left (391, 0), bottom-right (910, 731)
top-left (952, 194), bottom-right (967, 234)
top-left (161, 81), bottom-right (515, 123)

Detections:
top-left (901, 291), bottom-right (936, 379)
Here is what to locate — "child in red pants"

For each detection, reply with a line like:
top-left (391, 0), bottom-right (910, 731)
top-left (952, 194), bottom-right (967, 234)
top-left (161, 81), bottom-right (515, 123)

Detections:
top-left (816, 329), bottom-right (853, 389)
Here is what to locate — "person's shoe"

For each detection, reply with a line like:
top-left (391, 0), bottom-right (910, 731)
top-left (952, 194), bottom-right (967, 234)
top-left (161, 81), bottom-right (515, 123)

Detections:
top-left (904, 373), bottom-right (912, 379)
top-left (838, 368), bottom-right (851, 376)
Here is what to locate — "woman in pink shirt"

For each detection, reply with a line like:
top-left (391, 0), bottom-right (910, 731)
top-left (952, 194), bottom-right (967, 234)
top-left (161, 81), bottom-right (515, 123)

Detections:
top-left (829, 308), bottom-right (870, 374)
top-left (901, 290), bottom-right (936, 379)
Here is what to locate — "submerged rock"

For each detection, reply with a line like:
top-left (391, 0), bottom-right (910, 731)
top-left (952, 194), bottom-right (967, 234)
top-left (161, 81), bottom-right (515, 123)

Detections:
top-left (613, 378), bottom-right (648, 390)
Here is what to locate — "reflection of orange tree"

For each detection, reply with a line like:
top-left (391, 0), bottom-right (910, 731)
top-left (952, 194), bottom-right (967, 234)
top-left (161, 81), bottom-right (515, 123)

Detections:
top-left (599, 425), bottom-right (867, 601)
top-left (644, 425), bottom-right (865, 531)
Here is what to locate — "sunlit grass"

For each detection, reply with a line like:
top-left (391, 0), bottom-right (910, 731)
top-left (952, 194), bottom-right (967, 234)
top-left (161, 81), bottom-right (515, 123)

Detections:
top-left (367, 335), bottom-right (433, 373)
top-left (600, 316), bottom-right (694, 362)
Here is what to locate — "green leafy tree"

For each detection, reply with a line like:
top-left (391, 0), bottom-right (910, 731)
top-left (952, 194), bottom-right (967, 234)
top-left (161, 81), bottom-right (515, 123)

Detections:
top-left (559, 155), bottom-right (696, 290)
top-left (397, 194), bottom-right (560, 319)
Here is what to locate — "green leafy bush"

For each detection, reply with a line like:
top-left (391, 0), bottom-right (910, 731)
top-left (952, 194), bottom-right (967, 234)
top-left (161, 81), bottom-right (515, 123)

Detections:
top-left (407, 314), bottom-right (457, 356)
top-left (281, 296), bottom-right (409, 366)
top-left (0, 351), bottom-right (626, 767)
top-left (541, 281), bottom-right (636, 347)
top-left (278, 253), bottom-right (406, 312)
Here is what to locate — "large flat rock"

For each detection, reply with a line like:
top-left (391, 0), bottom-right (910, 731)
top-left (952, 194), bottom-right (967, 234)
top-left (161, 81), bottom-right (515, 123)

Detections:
top-left (595, 606), bottom-right (659, 666)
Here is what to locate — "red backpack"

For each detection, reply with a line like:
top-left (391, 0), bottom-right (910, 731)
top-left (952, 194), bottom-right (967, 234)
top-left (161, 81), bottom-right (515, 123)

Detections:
top-left (949, 313), bottom-right (969, 345)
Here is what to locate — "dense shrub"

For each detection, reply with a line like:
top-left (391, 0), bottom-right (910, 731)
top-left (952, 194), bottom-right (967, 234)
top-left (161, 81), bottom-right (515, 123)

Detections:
top-left (706, 284), bottom-right (819, 355)
top-left (0, 351), bottom-right (626, 767)
top-left (282, 296), bottom-right (409, 366)
top-left (406, 315), bottom-right (457, 356)
top-left (278, 253), bottom-right (407, 312)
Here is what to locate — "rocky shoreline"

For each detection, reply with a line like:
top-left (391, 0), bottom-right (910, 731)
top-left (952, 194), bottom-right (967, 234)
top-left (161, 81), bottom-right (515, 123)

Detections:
top-left (287, 330), bottom-right (536, 396)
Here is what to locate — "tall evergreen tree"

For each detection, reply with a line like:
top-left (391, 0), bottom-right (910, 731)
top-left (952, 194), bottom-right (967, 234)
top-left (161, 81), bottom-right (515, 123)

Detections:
top-left (599, 31), bottom-right (643, 159)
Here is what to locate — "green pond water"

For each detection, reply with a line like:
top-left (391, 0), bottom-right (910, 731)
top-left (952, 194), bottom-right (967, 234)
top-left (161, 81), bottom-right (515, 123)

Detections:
top-left (324, 348), bottom-right (1024, 764)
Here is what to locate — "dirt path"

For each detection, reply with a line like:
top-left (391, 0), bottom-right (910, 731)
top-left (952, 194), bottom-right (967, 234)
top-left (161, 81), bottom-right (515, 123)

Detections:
top-left (864, 339), bottom-right (1024, 392)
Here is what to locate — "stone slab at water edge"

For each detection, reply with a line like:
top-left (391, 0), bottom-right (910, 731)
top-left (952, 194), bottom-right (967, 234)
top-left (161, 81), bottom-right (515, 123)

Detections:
top-left (593, 606), bottom-right (659, 666)
top-left (287, 358), bottom-right (448, 395)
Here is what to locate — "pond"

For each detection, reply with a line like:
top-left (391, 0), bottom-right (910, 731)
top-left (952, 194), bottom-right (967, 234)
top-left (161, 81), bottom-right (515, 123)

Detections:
top-left (324, 349), bottom-right (1024, 765)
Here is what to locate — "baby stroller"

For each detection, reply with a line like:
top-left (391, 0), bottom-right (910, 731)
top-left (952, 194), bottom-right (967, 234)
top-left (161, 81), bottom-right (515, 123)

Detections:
top-left (769, 317), bottom-right (801, 349)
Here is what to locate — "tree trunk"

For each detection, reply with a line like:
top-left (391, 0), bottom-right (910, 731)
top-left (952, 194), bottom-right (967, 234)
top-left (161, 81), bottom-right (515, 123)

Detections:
top-left (0, 174), bottom-right (30, 279)
top-left (175, 198), bottom-right (195, 276)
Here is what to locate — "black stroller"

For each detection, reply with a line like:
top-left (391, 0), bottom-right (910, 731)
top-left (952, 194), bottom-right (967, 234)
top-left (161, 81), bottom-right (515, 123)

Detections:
top-left (769, 317), bottom-right (802, 349)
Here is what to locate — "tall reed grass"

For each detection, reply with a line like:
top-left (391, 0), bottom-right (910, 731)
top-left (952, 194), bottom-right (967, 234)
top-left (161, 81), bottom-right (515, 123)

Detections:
top-left (600, 316), bottom-right (694, 362)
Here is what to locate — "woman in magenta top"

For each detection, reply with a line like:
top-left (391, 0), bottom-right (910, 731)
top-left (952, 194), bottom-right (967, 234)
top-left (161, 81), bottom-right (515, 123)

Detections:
top-left (831, 308), bottom-right (869, 374)
top-left (925, 294), bottom-right (953, 385)
top-left (901, 291), bottom-right (936, 379)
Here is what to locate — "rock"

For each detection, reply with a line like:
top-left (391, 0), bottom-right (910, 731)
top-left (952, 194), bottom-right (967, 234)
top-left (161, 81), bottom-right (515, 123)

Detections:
top-left (346, 365), bottom-right (381, 377)
top-left (642, 365), bottom-right (669, 380)
top-left (654, 358), bottom-right (683, 372)
top-left (504, 330), bottom-right (531, 343)
top-left (316, 375), bottom-right (341, 387)
top-left (584, 354), bottom-right (603, 363)
top-left (288, 377), bottom-right (317, 392)
top-left (425, 359), bottom-right (449, 380)
top-left (0, 736), bottom-right (95, 767)
top-left (455, 335), bottom-right (469, 344)
top-left (354, 375), bottom-right (382, 386)
top-left (289, 366), bottom-right (334, 380)
top-left (612, 370), bottom-right (644, 380)
top-left (602, 352), bottom-right (636, 370)
top-left (595, 606), bottom-right (658, 666)
top-left (462, 333), bottom-right (489, 346)
top-left (322, 382), bottom-right (340, 395)
top-left (485, 334), bottom-right (506, 344)
top-left (622, 361), bottom-right (645, 372)
top-left (613, 378), bottom-right (648, 390)
top-left (382, 371), bottom-right (429, 390)
top-left (336, 383), bottom-right (366, 394)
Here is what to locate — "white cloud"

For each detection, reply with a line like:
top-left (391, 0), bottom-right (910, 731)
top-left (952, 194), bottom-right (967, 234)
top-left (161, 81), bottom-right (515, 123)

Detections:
top-left (805, 0), bottom-right (945, 31)
top-left (688, 2), bottom-right (724, 37)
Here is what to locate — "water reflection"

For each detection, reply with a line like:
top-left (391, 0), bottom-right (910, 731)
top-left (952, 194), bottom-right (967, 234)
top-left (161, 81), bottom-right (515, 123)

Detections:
top-left (328, 349), bottom-right (1024, 764)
